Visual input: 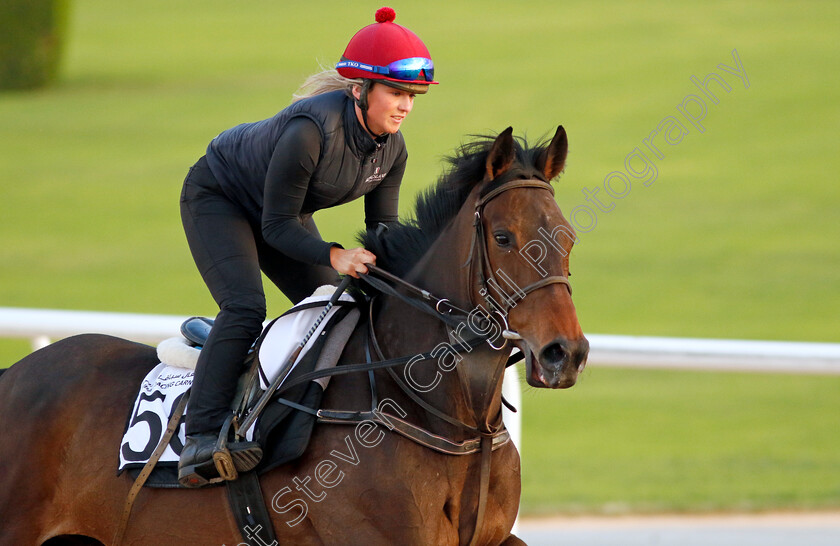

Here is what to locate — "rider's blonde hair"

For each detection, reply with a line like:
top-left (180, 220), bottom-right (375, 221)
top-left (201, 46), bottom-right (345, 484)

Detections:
top-left (292, 68), bottom-right (362, 103)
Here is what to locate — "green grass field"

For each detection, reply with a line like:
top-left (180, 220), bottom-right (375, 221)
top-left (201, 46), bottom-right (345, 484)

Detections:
top-left (521, 367), bottom-right (840, 515)
top-left (1, 0), bottom-right (838, 515)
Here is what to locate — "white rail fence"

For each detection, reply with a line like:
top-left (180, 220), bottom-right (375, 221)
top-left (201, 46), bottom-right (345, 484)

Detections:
top-left (2, 306), bottom-right (840, 374)
top-left (3, 307), bottom-right (840, 448)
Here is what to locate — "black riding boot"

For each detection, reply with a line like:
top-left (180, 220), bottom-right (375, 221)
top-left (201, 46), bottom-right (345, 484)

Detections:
top-left (178, 433), bottom-right (263, 488)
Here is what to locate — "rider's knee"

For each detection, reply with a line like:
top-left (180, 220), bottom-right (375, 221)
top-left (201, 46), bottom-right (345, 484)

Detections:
top-left (218, 298), bottom-right (266, 335)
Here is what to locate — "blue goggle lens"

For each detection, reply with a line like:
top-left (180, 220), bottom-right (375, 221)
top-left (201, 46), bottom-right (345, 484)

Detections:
top-left (385, 57), bottom-right (435, 82)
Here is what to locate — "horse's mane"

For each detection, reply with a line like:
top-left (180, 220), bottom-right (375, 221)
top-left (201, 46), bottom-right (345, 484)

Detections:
top-left (359, 133), bottom-right (551, 277)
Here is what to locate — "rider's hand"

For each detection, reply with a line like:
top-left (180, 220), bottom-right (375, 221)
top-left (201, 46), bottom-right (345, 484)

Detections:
top-left (330, 246), bottom-right (376, 278)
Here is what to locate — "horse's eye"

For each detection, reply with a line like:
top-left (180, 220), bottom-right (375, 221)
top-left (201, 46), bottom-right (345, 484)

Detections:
top-left (494, 232), bottom-right (512, 246)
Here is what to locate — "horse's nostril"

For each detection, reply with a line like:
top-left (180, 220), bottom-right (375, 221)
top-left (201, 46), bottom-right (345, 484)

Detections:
top-left (540, 342), bottom-right (568, 370)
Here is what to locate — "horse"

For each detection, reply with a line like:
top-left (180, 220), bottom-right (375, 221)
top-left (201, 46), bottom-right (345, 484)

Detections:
top-left (0, 126), bottom-right (588, 545)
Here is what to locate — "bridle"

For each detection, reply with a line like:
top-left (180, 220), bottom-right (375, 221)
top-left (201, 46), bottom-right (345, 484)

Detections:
top-left (349, 177), bottom-right (575, 426)
top-left (466, 179), bottom-right (572, 349)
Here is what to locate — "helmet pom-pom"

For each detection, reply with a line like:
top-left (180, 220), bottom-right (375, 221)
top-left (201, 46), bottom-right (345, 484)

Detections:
top-left (375, 7), bottom-right (396, 23)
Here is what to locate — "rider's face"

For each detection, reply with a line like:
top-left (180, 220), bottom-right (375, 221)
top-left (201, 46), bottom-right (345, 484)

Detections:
top-left (354, 83), bottom-right (415, 136)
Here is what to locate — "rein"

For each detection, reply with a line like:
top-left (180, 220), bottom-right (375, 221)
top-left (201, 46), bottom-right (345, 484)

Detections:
top-left (274, 178), bottom-right (568, 405)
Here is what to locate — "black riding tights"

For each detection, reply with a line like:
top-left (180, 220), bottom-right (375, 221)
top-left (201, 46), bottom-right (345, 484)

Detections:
top-left (180, 157), bottom-right (338, 435)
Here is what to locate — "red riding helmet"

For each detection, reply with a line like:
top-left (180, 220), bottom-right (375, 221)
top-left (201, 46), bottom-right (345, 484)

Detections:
top-left (336, 7), bottom-right (438, 94)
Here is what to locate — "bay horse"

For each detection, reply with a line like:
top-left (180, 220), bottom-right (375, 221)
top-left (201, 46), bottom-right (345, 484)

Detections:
top-left (0, 126), bottom-right (588, 545)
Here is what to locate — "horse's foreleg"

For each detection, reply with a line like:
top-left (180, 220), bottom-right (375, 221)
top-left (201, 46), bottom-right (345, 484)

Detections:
top-left (500, 534), bottom-right (527, 546)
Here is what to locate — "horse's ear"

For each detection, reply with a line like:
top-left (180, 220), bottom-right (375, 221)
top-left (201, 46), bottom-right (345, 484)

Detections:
top-left (537, 125), bottom-right (568, 181)
top-left (485, 127), bottom-right (515, 180)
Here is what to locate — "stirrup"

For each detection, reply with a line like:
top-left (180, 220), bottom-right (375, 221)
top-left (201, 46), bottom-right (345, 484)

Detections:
top-left (213, 414), bottom-right (238, 480)
top-left (213, 447), bottom-right (238, 481)
top-left (213, 414), bottom-right (262, 481)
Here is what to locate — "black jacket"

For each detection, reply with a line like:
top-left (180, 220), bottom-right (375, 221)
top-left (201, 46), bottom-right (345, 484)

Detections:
top-left (205, 90), bottom-right (407, 266)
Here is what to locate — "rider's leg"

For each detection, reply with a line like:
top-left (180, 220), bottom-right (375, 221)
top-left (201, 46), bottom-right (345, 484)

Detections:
top-left (178, 157), bottom-right (263, 486)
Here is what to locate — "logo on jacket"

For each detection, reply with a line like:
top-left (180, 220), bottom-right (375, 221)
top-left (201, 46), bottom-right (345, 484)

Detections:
top-left (365, 167), bottom-right (387, 184)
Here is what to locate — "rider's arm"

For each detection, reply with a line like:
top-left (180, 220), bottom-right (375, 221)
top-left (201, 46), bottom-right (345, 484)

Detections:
top-left (261, 117), bottom-right (340, 266)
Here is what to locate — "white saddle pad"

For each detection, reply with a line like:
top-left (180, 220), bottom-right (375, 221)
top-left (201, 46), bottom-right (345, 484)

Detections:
top-left (119, 362), bottom-right (192, 470)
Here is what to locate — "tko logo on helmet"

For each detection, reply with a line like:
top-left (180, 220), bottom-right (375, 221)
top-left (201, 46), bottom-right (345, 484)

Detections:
top-left (335, 60), bottom-right (376, 72)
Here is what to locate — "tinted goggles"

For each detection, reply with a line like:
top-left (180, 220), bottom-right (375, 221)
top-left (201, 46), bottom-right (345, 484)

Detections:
top-left (336, 56), bottom-right (435, 82)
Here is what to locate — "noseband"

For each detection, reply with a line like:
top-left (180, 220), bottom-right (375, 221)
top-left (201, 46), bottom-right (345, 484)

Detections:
top-left (466, 179), bottom-right (572, 349)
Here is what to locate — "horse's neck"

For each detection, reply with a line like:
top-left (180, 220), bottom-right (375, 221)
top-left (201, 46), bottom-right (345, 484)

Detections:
top-left (369, 215), bottom-right (507, 438)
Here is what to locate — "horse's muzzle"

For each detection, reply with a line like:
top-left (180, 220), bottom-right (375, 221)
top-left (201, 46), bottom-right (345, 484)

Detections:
top-left (526, 335), bottom-right (589, 388)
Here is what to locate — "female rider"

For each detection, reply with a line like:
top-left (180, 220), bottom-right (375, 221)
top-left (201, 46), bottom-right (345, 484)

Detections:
top-left (177, 7), bottom-right (437, 487)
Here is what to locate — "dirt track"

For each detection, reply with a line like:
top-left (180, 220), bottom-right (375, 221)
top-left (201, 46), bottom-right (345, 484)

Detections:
top-left (517, 512), bottom-right (840, 546)
top-left (521, 511), bottom-right (840, 527)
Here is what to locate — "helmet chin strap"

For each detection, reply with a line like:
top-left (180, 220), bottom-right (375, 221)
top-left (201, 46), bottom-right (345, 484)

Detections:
top-left (356, 80), bottom-right (387, 139)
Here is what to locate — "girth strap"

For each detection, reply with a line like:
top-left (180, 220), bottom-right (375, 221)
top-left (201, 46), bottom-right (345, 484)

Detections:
top-left (226, 470), bottom-right (278, 546)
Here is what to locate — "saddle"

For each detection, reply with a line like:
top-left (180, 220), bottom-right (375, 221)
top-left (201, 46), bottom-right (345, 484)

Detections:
top-left (120, 289), bottom-right (359, 480)
top-left (176, 308), bottom-right (358, 472)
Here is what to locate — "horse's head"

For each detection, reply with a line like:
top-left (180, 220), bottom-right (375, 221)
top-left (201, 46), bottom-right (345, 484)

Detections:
top-left (361, 126), bottom-right (589, 391)
top-left (468, 127), bottom-right (589, 389)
